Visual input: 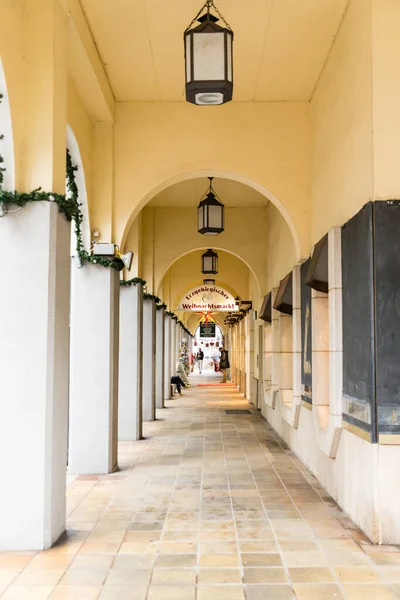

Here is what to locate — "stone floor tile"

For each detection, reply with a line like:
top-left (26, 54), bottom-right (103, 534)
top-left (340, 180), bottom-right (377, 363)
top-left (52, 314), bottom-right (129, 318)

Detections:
top-left (239, 540), bottom-right (278, 552)
top-left (282, 550), bottom-right (329, 567)
top-left (241, 553), bottom-right (282, 567)
top-left (244, 585), bottom-right (296, 600)
top-left (151, 568), bottom-right (196, 585)
top-left (59, 568), bottom-right (109, 586)
top-left (119, 542), bottom-right (159, 554)
top-left (334, 566), bottom-right (382, 582)
top-left (159, 542), bottom-right (198, 554)
top-left (49, 585), bottom-right (101, 599)
top-left (342, 585), bottom-right (398, 600)
top-left (243, 567), bottom-right (289, 583)
top-left (97, 586), bottom-right (148, 599)
top-left (155, 554), bottom-right (197, 568)
top-left (147, 586), bottom-right (196, 600)
top-left (293, 583), bottom-right (346, 599)
top-left (104, 568), bottom-right (152, 586)
top-left (78, 543), bottom-right (121, 555)
top-left (0, 555), bottom-right (35, 570)
top-left (196, 586), bottom-right (245, 600)
top-left (289, 567), bottom-right (335, 583)
top-left (199, 554), bottom-right (240, 567)
top-left (14, 569), bottom-right (66, 587)
top-left (197, 568), bottom-right (242, 584)
top-left (1, 586), bottom-right (56, 599)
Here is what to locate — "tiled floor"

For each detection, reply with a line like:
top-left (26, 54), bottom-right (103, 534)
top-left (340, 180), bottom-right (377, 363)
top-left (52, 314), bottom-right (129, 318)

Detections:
top-left (2, 378), bottom-right (400, 599)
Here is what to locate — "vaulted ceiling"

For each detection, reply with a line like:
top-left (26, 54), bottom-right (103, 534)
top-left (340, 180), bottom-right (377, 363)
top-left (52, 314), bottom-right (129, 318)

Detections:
top-left (79, 0), bottom-right (350, 102)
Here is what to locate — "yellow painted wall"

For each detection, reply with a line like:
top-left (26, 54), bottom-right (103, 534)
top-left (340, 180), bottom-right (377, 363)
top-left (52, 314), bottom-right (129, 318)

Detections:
top-left (371, 0), bottom-right (400, 199)
top-left (115, 102), bottom-right (311, 257)
top-left (311, 0), bottom-right (373, 244)
top-left (67, 82), bottom-right (93, 215)
top-left (265, 203), bottom-right (297, 293)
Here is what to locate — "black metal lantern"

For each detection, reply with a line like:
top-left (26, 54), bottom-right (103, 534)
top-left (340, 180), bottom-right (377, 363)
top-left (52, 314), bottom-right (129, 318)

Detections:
top-left (201, 249), bottom-right (218, 275)
top-left (184, 0), bottom-right (233, 106)
top-left (198, 177), bottom-right (224, 235)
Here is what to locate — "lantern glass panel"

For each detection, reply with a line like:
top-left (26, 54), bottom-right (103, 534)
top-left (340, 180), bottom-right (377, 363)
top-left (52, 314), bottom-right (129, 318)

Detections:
top-left (186, 35), bottom-right (192, 82)
top-left (193, 32), bottom-right (225, 81)
top-left (227, 33), bottom-right (233, 82)
top-left (208, 204), bottom-right (223, 230)
top-left (198, 204), bottom-right (204, 230)
top-left (203, 256), bottom-right (213, 272)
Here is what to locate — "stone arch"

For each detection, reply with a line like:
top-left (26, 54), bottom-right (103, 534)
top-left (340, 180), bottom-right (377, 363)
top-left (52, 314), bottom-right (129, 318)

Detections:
top-left (157, 247), bottom-right (261, 302)
top-left (120, 169), bottom-right (302, 260)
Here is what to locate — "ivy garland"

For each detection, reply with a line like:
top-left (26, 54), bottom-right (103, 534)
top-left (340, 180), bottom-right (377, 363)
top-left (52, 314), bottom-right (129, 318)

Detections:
top-left (66, 150), bottom-right (124, 271)
top-left (120, 277), bottom-right (147, 287)
top-left (143, 293), bottom-right (161, 303)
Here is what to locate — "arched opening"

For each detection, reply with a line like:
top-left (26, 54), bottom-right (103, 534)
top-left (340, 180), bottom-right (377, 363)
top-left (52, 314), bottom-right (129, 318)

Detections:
top-left (0, 58), bottom-right (15, 190)
top-left (66, 125), bottom-right (91, 255)
top-left (120, 170), bottom-right (301, 261)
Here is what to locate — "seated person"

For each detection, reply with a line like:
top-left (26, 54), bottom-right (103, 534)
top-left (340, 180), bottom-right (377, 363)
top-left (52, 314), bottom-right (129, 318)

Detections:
top-left (171, 375), bottom-right (186, 396)
top-left (176, 361), bottom-right (191, 387)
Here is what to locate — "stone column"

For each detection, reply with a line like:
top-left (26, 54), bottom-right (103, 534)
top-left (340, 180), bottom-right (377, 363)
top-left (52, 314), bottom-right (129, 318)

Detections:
top-left (156, 308), bottom-right (165, 409)
top-left (69, 266), bottom-right (120, 474)
top-left (0, 0), bottom-right (69, 551)
top-left (164, 316), bottom-right (172, 401)
top-left (118, 283), bottom-right (143, 441)
top-left (142, 299), bottom-right (156, 421)
top-left (170, 319), bottom-right (177, 377)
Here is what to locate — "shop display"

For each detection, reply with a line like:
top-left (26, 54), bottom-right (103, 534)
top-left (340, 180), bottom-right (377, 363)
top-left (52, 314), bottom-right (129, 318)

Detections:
top-left (180, 339), bottom-right (190, 375)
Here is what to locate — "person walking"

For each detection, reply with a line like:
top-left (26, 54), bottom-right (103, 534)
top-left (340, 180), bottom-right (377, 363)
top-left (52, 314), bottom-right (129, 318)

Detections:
top-left (219, 346), bottom-right (230, 383)
top-left (196, 349), bottom-right (204, 374)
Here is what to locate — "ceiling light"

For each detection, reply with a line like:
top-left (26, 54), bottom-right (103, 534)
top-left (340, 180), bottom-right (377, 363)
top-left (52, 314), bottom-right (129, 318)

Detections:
top-left (184, 0), bottom-right (233, 106)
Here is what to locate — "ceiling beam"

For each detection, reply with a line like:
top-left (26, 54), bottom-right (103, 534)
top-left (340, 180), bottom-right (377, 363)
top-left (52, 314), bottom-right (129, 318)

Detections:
top-left (66, 0), bottom-right (115, 123)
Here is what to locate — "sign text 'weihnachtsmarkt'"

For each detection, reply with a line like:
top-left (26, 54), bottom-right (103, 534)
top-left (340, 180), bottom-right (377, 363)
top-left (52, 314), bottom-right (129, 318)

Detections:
top-left (177, 285), bottom-right (238, 312)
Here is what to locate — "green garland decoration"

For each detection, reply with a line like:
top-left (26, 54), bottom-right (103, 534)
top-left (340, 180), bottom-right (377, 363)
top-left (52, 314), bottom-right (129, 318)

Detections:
top-left (156, 303), bottom-right (167, 310)
top-left (66, 150), bottom-right (124, 271)
top-left (143, 293), bottom-right (161, 303)
top-left (120, 277), bottom-right (147, 287)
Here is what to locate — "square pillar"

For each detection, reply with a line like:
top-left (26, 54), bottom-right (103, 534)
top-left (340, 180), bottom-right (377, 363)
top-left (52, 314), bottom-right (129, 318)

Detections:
top-left (170, 319), bottom-right (177, 377)
top-left (118, 283), bottom-right (143, 441)
top-left (0, 0), bottom-right (69, 550)
top-left (164, 317), bottom-right (172, 400)
top-left (69, 266), bottom-right (120, 474)
top-left (0, 204), bottom-right (70, 550)
top-left (142, 299), bottom-right (156, 421)
top-left (156, 308), bottom-right (165, 409)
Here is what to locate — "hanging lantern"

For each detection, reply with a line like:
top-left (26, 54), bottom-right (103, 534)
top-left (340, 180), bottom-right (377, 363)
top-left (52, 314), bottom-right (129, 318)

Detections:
top-left (184, 0), bottom-right (233, 106)
top-left (198, 177), bottom-right (224, 235)
top-left (201, 249), bottom-right (218, 275)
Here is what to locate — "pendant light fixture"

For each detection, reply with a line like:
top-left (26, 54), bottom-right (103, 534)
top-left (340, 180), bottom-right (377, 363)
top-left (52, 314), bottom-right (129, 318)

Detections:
top-left (184, 0), bottom-right (233, 106)
top-left (201, 249), bottom-right (218, 275)
top-left (198, 177), bottom-right (225, 235)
